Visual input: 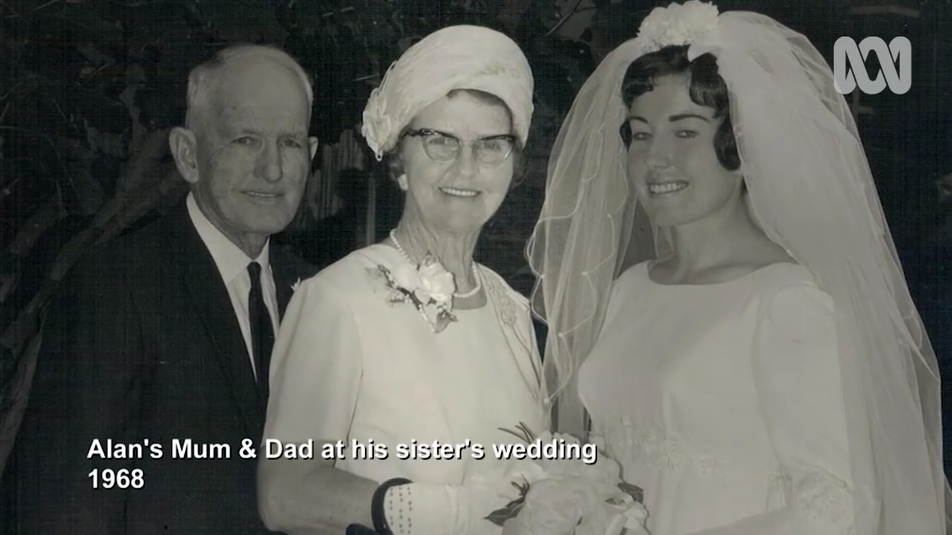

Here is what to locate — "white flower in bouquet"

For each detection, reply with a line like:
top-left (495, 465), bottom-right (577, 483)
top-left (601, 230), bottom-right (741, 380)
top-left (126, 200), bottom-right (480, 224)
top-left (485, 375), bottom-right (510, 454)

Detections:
top-left (510, 477), bottom-right (598, 534)
top-left (496, 474), bottom-right (648, 535)
top-left (486, 423), bottom-right (648, 535)
top-left (577, 499), bottom-right (649, 535)
top-left (528, 431), bottom-right (618, 483)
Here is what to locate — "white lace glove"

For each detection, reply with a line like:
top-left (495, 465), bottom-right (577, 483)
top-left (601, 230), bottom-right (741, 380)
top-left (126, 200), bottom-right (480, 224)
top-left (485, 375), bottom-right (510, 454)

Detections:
top-left (383, 477), bottom-right (518, 535)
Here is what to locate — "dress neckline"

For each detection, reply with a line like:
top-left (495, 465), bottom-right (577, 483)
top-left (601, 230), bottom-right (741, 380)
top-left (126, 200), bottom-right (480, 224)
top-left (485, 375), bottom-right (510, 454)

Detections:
top-left (369, 243), bottom-right (492, 313)
top-left (641, 260), bottom-right (806, 288)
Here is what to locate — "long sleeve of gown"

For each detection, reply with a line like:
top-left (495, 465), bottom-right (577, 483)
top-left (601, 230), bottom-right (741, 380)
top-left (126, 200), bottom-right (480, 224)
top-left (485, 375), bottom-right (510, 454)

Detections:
top-left (684, 283), bottom-right (855, 535)
top-left (264, 274), bottom-right (363, 454)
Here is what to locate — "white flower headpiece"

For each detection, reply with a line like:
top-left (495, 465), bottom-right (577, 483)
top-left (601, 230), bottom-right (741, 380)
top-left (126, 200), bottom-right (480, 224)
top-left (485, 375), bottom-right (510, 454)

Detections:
top-left (632, 1), bottom-right (720, 58)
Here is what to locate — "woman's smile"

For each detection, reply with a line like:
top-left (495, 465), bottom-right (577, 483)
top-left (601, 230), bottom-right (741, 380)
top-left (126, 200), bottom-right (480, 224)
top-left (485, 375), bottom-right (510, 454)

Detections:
top-left (439, 186), bottom-right (481, 198)
top-left (647, 181), bottom-right (690, 197)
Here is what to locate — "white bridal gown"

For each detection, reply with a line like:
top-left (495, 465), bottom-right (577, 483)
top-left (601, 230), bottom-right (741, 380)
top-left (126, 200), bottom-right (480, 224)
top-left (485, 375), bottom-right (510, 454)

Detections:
top-left (579, 262), bottom-right (855, 535)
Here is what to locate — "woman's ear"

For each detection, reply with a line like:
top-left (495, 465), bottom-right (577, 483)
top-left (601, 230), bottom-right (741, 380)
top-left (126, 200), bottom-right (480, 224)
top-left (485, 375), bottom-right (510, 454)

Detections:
top-left (169, 127), bottom-right (200, 184)
top-left (387, 148), bottom-right (406, 190)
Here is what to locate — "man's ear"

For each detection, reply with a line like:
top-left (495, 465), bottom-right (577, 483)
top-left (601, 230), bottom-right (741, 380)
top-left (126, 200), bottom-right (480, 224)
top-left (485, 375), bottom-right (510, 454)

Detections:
top-left (308, 136), bottom-right (319, 160)
top-left (169, 127), bottom-right (200, 184)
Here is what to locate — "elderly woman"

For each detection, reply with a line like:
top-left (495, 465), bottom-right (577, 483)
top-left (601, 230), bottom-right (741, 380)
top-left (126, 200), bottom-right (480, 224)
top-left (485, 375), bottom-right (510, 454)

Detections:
top-left (258, 25), bottom-right (548, 535)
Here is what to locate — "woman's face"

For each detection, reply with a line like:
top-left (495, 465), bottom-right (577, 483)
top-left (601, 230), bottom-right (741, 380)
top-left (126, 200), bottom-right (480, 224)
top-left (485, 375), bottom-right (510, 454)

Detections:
top-left (397, 91), bottom-right (515, 235)
top-left (625, 72), bottom-right (742, 229)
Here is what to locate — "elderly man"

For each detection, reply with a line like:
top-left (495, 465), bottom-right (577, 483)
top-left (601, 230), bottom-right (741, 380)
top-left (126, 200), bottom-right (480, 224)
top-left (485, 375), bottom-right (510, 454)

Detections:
top-left (10, 44), bottom-right (318, 534)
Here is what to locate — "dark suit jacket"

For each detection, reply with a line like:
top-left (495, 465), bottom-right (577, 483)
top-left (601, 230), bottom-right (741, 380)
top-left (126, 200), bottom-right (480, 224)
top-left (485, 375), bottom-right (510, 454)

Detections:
top-left (9, 203), bottom-right (315, 534)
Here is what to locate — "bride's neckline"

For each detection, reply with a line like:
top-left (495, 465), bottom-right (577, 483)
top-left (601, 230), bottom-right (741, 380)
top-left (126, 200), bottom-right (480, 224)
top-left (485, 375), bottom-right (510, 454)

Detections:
top-left (642, 260), bottom-right (804, 288)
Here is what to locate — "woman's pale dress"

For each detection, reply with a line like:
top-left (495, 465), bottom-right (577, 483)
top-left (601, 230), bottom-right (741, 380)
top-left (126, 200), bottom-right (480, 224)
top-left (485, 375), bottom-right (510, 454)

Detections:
top-left (579, 262), bottom-right (855, 535)
top-left (265, 244), bottom-right (547, 487)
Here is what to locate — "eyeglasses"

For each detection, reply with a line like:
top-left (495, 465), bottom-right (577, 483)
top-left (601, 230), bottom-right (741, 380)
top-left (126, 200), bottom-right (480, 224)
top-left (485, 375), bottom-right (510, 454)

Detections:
top-left (404, 129), bottom-right (516, 166)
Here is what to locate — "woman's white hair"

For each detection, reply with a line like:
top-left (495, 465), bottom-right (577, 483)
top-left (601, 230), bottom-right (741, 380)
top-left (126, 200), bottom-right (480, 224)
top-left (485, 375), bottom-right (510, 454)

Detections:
top-left (184, 44), bottom-right (314, 131)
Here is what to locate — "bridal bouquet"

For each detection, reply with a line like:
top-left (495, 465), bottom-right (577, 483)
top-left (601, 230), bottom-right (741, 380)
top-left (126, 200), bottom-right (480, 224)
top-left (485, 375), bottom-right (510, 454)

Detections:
top-left (487, 423), bottom-right (649, 535)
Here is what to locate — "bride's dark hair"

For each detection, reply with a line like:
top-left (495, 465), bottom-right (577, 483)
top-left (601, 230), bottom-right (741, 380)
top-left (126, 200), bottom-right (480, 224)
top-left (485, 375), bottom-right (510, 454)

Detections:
top-left (619, 44), bottom-right (740, 171)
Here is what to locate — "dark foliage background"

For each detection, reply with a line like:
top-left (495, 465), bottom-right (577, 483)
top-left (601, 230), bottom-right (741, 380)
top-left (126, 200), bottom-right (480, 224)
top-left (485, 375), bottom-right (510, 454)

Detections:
top-left (1, 0), bottom-right (951, 475)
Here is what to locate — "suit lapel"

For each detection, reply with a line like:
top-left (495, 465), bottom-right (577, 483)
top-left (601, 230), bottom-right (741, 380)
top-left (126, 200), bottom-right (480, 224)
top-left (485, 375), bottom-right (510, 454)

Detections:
top-left (165, 206), bottom-right (263, 435)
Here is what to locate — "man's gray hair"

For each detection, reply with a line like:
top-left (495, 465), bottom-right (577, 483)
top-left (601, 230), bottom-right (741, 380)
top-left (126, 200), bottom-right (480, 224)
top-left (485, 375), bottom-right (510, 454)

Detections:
top-left (184, 44), bottom-right (314, 130)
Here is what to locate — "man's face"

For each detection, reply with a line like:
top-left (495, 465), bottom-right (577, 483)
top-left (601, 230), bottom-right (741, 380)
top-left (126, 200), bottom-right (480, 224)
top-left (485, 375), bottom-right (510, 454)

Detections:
top-left (189, 61), bottom-right (318, 249)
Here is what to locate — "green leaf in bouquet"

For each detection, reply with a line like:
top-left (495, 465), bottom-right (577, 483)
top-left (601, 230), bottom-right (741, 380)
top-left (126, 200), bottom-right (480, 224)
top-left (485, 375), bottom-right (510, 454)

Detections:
top-left (617, 481), bottom-right (643, 504)
top-left (498, 421), bottom-right (537, 444)
top-left (365, 267), bottom-right (383, 280)
top-left (484, 479), bottom-right (530, 527)
top-left (385, 291), bottom-right (409, 307)
top-left (369, 264), bottom-right (392, 282)
top-left (432, 309), bottom-right (456, 333)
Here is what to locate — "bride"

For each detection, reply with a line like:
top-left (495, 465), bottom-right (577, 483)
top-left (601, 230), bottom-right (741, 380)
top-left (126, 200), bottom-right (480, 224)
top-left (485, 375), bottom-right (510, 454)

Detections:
top-left (527, 1), bottom-right (951, 534)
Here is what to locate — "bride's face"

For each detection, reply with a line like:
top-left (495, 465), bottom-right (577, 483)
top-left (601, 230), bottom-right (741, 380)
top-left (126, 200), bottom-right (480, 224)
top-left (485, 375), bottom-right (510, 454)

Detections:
top-left (625, 73), bottom-right (743, 228)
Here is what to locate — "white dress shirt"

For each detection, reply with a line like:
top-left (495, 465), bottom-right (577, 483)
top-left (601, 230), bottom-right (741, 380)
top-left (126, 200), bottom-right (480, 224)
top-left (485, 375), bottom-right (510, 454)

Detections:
top-left (187, 193), bottom-right (280, 381)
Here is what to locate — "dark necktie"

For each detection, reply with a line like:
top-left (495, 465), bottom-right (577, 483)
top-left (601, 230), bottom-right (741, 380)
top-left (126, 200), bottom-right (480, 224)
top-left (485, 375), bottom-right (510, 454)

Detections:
top-left (247, 261), bottom-right (273, 399)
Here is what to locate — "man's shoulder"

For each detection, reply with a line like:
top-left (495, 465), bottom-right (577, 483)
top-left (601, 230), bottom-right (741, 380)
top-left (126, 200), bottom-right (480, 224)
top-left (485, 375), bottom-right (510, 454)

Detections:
top-left (108, 216), bottom-right (172, 254)
top-left (66, 211), bottom-right (181, 284)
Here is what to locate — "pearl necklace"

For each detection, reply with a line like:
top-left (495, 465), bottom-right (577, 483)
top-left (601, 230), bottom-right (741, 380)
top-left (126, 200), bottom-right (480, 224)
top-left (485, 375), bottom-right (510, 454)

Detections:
top-left (389, 229), bottom-right (482, 299)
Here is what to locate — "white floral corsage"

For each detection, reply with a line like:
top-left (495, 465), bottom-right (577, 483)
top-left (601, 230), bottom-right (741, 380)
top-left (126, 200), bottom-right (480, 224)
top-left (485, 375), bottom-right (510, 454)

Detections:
top-left (367, 254), bottom-right (457, 333)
